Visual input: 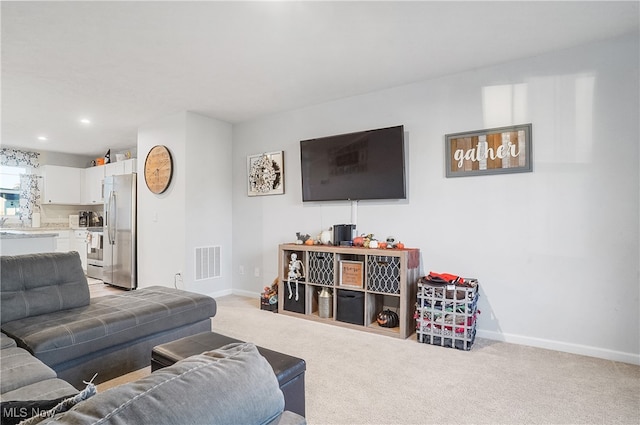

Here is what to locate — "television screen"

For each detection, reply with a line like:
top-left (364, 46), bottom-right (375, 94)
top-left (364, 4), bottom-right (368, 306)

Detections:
top-left (300, 125), bottom-right (406, 201)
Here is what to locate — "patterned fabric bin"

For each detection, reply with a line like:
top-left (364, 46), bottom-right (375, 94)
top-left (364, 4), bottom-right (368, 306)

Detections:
top-left (308, 251), bottom-right (334, 286)
top-left (367, 255), bottom-right (401, 294)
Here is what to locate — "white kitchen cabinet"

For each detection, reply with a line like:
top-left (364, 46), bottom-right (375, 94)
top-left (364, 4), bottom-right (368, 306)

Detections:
top-left (16, 229), bottom-right (71, 254)
top-left (42, 165), bottom-right (82, 204)
top-left (104, 161), bottom-right (125, 177)
top-left (82, 166), bottom-right (105, 205)
top-left (123, 158), bottom-right (137, 174)
top-left (55, 230), bottom-right (71, 253)
top-left (71, 229), bottom-right (88, 271)
top-left (104, 159), bottom-right (136, 177)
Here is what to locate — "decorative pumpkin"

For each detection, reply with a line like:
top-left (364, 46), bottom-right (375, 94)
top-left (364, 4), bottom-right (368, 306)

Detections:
top-left (376, 309), bottom-right (399, 328)
top-left (353, 235), bottom-right (365, 247)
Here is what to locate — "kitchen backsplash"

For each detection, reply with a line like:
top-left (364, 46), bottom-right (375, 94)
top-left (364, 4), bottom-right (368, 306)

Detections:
top-left (40, 204), bottom-right (102, 227)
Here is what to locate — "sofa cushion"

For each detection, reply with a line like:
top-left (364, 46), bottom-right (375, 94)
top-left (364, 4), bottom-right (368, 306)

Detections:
top-left (1, 286), bottom-right (217, 368)
top-left (0, 252), bottom-right (90, 323)
top-left (1, 395), bottom-right (71, 425)
top-left (17, 383), bottom-right (95, 425)
top-left (39, 343), bottom-right (286, 425)
top-left (0, 347), bottom-right (57, 394)
top-left (1, 332), bottom-right (17, 349)
top-left (0, 379), bottom-right (78, 402)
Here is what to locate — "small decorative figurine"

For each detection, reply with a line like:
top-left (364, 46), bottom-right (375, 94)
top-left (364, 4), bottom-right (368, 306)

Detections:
top-left (295, 232), bottom-right (310, 245)
top-left (319, 228), bottom-right (332, 245)
top-left (287, 253), bottom-right (305, 301)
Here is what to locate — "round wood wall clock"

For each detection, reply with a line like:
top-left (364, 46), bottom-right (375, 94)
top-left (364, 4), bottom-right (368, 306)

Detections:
top-left (144, 145), bottom-right (173, 194)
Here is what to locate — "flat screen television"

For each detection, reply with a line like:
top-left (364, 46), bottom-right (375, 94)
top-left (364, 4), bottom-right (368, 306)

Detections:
top-left (300, 125), bottom-right (406, 202)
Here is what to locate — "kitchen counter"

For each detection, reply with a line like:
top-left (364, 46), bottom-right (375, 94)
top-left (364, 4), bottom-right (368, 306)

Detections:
top-left (1, 226), bottom-right (79, 232)
top-left (0, 231), bottom-right (60, 239)
top-left (0, 231), bottom-right (58, 255)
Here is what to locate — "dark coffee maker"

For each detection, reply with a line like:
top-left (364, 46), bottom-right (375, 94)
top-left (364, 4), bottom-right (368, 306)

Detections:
top-left (79, 211), bottom-right (90, 227)
top-left (333, 224), bottom-right (356, 246)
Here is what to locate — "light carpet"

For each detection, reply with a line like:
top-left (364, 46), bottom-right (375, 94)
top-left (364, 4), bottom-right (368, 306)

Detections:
top-left (212, 295), bottom-right (638, 425)
top-left (98, 294), bottom-right (639, 424)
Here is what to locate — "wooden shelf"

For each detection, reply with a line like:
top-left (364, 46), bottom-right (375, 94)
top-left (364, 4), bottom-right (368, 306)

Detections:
top-left (277, 243), bottom-right (420, 339)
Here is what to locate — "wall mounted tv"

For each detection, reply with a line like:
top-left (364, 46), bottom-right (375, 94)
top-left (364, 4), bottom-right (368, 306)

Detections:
top-left (300, 125), bottom-right (406, 202)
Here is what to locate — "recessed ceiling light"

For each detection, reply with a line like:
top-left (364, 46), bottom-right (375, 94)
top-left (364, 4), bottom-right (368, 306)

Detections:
top-left (37, 136), bottom-right (48, 141)
top-left (80, 118), bottom-right (91, 125)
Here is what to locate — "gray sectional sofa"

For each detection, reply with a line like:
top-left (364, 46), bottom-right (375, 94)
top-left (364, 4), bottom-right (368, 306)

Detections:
top-left (0, 332), bottom-right (77, 403)
top-left (0, 251), bottom-right (216, 387)
top-left (1, 333), bottom-right (305, 424)
top-left (0, 252), bottom-right (306, 424)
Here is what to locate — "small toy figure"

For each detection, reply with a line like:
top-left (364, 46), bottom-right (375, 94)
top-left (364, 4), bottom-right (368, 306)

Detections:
top-left (295, 232), bottom-right (311, 245)
top-left (386, 236), bottom-right (396, 248)
top-left (287, 253), bottom-right (305, 301)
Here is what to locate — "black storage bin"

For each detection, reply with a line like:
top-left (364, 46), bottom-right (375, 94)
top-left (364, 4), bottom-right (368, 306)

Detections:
top-left (283, 281), bottom-right (305, 313)
top-left (336, 289), bottom-right (365, 325)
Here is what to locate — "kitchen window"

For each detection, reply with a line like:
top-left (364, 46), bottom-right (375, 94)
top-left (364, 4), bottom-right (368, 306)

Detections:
top-left (0, 165), bottom-right (26, 216)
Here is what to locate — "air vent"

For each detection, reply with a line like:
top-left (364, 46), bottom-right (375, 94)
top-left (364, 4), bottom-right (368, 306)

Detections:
top-left (195, 246), bottom-right (221, 281)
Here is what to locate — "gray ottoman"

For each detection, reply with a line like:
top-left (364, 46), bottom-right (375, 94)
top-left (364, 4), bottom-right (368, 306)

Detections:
top-left (151, 331), bottom-right (306, 417)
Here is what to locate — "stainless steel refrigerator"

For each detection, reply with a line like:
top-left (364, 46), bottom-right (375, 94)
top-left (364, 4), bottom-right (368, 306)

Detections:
top-left (104, 173), bottom-right (137, 289)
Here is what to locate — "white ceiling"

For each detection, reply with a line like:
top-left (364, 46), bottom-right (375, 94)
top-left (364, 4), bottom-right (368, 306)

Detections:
top-left (2, 1), bottom-right (638, 157)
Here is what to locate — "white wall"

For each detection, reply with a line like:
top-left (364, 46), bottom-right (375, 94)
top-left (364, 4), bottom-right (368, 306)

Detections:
top-left (232, 34), bottom-right (639, 363)
top-left (184, 112), bottom-right (233, 296)
top-left (138, 111), bottom-right (233, 296)
top-left (138, 112), bottom-right (187, 289)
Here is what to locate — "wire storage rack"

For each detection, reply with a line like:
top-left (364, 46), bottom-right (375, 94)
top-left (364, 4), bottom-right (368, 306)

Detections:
top-left (415, 278), bottom-right (479, 350)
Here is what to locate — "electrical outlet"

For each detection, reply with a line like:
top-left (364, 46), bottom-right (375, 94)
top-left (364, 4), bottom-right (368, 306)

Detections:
top-left (254, 267), bottom-right (260, 277)
top-left (239, 265), bottom-right (245, 275)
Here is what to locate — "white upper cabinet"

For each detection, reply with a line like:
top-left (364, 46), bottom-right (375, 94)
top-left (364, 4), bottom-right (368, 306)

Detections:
top-left (104, 161), bottom-right (125, 177)
top-left (41, 160), bottom-right (136, 206)
top-left (82, 165), bottom-right (105, 204)
top-left (123, 158), bottom-right (137, 174)
top-left (41, 165), bottom-right (82, 204)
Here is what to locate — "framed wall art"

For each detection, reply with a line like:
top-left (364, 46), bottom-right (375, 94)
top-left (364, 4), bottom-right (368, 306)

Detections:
top-left (445, 123), bottom-right (532, 177)
top-left (247, 151), bottom-right (284, 196)
top-left (339, 260), bottom-right (364, 288)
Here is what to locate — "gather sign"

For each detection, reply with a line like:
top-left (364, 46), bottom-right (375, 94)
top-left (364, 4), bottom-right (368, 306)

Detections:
top-left (445, 124), bottom-right (532, 177)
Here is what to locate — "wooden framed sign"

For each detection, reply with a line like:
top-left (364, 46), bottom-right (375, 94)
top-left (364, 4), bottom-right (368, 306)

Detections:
top-left (445, 124), bottom-right (532, 177)
top-left (339, 260), bottom-right (364, 288)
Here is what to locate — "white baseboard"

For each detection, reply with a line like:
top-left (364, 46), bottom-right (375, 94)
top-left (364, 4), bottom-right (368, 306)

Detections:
top-left (206, 290), bottom-right (640, 365)
top-left (204, 288), bottom-right (233, 299)
top-left (231, 288), bottom-right (261, 298)
top-left (476, 329), bottom-right (640, 365)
